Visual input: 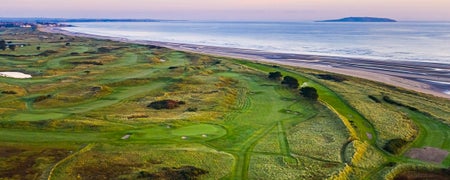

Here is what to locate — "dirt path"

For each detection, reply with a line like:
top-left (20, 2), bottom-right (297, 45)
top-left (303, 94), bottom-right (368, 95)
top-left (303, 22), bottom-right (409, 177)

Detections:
top-left (47, 143), bottom-right (95, 180)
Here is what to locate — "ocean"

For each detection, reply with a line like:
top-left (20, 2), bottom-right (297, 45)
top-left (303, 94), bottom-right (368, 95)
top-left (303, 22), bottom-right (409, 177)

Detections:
top-left (63, 21), bottom-right (450, 64)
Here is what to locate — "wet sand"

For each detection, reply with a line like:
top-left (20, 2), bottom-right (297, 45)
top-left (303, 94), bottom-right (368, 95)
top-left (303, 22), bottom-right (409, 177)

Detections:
top-left (40, 26), bottom-right (450, 99)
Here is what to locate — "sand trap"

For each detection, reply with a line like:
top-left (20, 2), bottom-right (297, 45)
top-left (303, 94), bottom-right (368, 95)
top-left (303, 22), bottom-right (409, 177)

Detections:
top-left (0, 72), bottom-right (32, 79)
top-left (405, 147), bottom-right (448, 163)
top-left (121, 134), bottom-right (131, 140)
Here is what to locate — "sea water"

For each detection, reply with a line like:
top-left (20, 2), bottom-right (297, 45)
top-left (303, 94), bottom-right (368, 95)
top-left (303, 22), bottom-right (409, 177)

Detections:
top-left (63, 21), bottom-right (450, 64)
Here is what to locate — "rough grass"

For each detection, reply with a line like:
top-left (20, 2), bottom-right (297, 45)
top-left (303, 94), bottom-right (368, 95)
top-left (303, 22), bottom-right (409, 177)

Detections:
top-left (52, 144), bottom-right (233, 180)
top-left (0, 143), bottom-right (75, 180)
top-left (248, 154), bottom-right (344, 179)
top-left (287, 104), bottom-right (349, 162)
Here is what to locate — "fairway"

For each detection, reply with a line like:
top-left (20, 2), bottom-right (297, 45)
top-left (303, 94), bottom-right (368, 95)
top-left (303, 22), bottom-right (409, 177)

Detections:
top-left (171, 124), bottom-right (227, 137)
top-left (0, 28), bottom-right (448, 180)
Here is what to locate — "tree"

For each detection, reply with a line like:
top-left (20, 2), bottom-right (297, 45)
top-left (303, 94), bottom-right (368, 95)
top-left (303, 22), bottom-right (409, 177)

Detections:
top-left (8, 44), bottom-right (16, 51)
top-left (0, 40), bottom-right (6, 51)
top-left (281, 76), bottom-right (299, 89)
top-left (36, 46), bottom-right (41, 51)
top-left (300, 86), bottom-right (319, 100)
top-left (268, 71), bottom-right (282, 80)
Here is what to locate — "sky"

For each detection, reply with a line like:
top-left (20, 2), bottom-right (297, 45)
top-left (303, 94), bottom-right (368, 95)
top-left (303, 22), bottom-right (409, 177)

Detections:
top-left (1, 0), bottom-right (450, 21)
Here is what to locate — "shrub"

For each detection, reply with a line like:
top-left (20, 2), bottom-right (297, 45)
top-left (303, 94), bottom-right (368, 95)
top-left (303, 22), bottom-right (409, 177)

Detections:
top-left (1, 90), bottom-right (17, 94)
top-left (71, 61), bottom-right (103, 65)
top-left (186, 107), bottom-right (198, 112)
top-left (300, 86), bottom-right (319, 100)
top-left (316, 74), bottom-right (346, 82)
top-left (281, 76), bottom-right (299, 89)
top-left (34, 94), bottom-right (52, 103)
top-left (0, 40), bottom-right (6, 50)
top-left (383, 96), bottom-right (419, 111)
top-left (39, 50), bottom-right (58, 56)
top-left (137, 166), bottom-right (208, 179)
top-left (97, 47), bottom-right (111, 53)
top-left (368, 95), bottom-right (381, 103)
top-left (383, 138), bottom-right (409, 154)
top-left (268, 71), bottom-right (282, 80)
top-left (8, 44), bottom-right (16, 51)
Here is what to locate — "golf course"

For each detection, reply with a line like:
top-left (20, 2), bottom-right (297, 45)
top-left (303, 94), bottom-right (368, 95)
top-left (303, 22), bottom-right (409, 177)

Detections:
top-left (1, 27), bottom-right (449, 179)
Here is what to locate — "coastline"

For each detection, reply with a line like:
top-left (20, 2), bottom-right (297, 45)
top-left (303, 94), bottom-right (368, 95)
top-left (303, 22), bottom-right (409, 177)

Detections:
top-left (39, 26), bottom-right (450, 99)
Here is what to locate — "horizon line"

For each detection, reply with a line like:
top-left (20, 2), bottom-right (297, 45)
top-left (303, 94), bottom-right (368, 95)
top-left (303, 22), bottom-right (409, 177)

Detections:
top-left (1, 16), bottom-right (450, 23)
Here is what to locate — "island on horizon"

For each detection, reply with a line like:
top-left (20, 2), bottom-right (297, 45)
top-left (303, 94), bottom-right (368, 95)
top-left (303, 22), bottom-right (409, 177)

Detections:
top-left (318, 17), bottom-right (397, 22)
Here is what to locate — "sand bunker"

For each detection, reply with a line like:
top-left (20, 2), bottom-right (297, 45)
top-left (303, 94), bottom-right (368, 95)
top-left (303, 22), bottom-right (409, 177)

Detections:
top-left (405, 147), bottom-right (448, 163)
top-left (0, 72), bottom-right (32, 79)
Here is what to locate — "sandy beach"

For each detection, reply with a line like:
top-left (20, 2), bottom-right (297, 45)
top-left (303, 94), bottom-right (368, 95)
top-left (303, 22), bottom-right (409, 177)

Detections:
top-left (40, 26), bottom-right (450, 99)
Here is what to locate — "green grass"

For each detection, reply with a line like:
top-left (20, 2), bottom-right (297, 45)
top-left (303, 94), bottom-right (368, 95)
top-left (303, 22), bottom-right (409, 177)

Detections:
top-left (406, 109), bottom-right (450, 166)
top-left (0, 28), bottom-right (448, 179)
top-left (171, 124), bottom-right (227, 137)
top-left (232, 60), bottom-right (377, 143)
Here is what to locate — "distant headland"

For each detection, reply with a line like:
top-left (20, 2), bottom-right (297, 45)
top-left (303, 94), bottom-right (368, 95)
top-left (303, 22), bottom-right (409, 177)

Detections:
top-left (318, 17), bottom-right (397, 22)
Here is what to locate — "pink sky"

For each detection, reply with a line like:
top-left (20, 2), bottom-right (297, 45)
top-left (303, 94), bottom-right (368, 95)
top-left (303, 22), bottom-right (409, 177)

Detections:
top-left (1, 0), bottom-right (449, 21)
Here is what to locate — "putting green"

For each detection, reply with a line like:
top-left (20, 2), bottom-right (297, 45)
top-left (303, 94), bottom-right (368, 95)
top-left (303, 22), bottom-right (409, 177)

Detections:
top-left (11, 112), bottom-right (68, 121)
top-left (171, 124), bottom-right (227, 137)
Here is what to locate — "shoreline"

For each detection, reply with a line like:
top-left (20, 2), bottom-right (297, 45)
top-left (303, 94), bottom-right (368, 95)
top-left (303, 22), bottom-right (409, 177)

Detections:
top-left (40, 26), bottom-right (450, 99)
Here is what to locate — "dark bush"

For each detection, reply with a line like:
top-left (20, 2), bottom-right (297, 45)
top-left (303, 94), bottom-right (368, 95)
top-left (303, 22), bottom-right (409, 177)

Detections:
top-left (148, 100), bottom-right (185, 110)
top-left (71, 61), bottom-right (103, 65)
top-left (0, 40), bottom-right (6, 50)
top-left (36, 46), bottom-right (41, 51)
top-left (383, 138), bottom-right (409, 154)
top-left (383, 96), bottom-right (419, 112)
top-left (65, 42), bottom-right (71, 46)
top-left (383, 96), bottom-right (402, 106)
top-left (90, 86), bottom-right (102, 92)
top-left (34, 94), bottom-right (52, 103)
top-left (8, 44), bottom-right (16, 51)
top-left (268, 71), bottom-right (282, 80)
top-left (84, 51), bottom-right (97, 54)
top-left (1, 90), bottom-right (17, 94)
top-left (137, 166), bottom-right (208, 180)
top-left (300, 86), bottom-right (319, 100)
top-left (212, 59), bottom-right (221, 65)
top-left (186, 107), bottom-right (198, 112)
top-left (39, 50), bottom-right (58, 56)
top-left (148, 45), bottom-right (164, 49)
top-left (316, 74), bottom-right (346, 82)
top-left (97, 47), bottom-right (111, 53)
top-left (368, 95), bottom-right (381, 103)
top-left (281, 76), bottom-right (299, 89)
